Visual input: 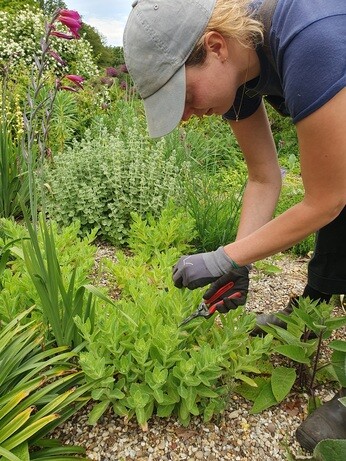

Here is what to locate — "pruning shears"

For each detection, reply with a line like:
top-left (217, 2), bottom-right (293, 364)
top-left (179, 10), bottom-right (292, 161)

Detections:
top-left (179, 281), bottom-right (242, 327)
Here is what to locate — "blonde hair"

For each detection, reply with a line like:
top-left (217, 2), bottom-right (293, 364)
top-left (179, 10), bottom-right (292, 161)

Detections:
top-left (186, 0), bottom-right (263, 66)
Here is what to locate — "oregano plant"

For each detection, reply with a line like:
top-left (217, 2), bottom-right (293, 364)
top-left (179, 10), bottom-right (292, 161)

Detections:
top-left (75, 204), bottom-right (274, 429)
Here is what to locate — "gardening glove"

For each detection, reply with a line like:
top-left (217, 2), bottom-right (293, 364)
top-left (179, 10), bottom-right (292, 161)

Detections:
top-left (172, 246), bottom-right (239, 290)
top-left (203, 266), bottom-right (250, 313)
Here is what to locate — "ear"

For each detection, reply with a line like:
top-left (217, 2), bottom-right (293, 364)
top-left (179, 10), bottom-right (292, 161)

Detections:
top-left (204, 31), bottom-right (228, 61)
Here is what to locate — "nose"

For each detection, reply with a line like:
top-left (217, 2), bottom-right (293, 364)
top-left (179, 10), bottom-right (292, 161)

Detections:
top-left (182, 106), bottom-right (206, 121)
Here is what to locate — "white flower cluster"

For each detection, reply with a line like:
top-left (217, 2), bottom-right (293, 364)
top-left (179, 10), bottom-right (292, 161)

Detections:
top-left (0, 6), bottom-right (98, 78)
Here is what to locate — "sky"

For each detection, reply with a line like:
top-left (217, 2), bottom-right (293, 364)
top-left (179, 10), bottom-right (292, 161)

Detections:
top-left (64, 0), bottom-right (133, 47)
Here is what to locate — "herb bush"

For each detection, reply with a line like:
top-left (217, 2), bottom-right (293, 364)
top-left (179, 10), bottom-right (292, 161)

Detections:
top-left (76, 204), bottom-right (273, 430)
top-left (43, 125), bottom-right (181, 245)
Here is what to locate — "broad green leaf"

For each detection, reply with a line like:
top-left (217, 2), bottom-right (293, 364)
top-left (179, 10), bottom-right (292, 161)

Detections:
top-left (234, 373), bottom-right (258, 387)
top-left (203, 401), bottom-right (217, 423)
top-left (153, 388), bottom-right (164, 404)
top-left (313, 439), bottom-right (346, 461)
top-left (331, 350), bottom-right (346, 387)
top-left (271, 367), bottom-right (296, 402)
top-left (184, 387), bottom-right (197, 412)
top-left (156, 403), bottom-right (175, 418)
top-left (275, 344), bottom-right (310, 363)
top-left (325, 316), bottom-right (346, 331)
top-left (88, 400), bottom-right (110, 425)
top-left (251, 381), bottom-right (277, 414)
top-left (236, 377), bottom-right (267, 402)
top-left (194, 385), bottom-right (219, 399)
top-left (329, 340), bottom-right (346, 352)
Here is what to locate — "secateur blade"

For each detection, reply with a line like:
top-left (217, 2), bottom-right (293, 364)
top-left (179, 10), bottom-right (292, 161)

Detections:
top-left (179, 302), bottom-right (211, 327)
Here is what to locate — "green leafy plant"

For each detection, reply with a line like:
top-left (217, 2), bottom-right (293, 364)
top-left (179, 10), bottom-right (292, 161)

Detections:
top-left (22, 214), bottom-right (97, 348)
top-left (0, 307), bottom-right (92, 460)
top-left (181, 168), bottom-right (245, 251)
top-left (288, 439), bottom-right (346, 461)
top-left (238, 298), bottom-right (346, 413)
top-left (75, 204), bottom-right (272, 430)
top-left (329, 340), bottom-right (346, 388)
top-left (43, 126), bottom-right (181, 244)
top-left (0, 217), bottom-right (97, 331)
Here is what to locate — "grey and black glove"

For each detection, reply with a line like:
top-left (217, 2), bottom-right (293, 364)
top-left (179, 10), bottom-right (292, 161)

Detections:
top-left (172, 246), bottom-right (239, 289)
top-left (203, 266), bottom-right (250, 313)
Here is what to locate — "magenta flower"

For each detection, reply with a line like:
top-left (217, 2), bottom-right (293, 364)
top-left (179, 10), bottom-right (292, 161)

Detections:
top-left (105, 67), bottom-right (118, 78)
top-left (65, 74), bottom-right (85, 89)
top-left (119, 64), bottom-right (128, 74)
top-left (50, 30), bottom-right (75, 40)
top-left (58, 9), bottom-right (82, 21)
top-left (56, 9), bottom-right (82, 39)
top-left (56, 74), bottom-right (85, 92)
top-left (48, 50), bottom-right (66, 66)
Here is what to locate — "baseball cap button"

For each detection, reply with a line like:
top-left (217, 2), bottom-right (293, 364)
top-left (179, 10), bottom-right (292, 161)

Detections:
top-left (131, 0), bottom-right (138, 8)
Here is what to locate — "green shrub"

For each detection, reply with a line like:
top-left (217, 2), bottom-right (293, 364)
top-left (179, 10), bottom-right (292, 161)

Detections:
top-left (76, 204), bottom-right (273, 429)
top-left (43, 126), bottom-right (181, 244)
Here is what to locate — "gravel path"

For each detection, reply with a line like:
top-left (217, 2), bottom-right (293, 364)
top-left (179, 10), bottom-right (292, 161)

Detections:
top-left (55, 249), bottom-right (344, 461)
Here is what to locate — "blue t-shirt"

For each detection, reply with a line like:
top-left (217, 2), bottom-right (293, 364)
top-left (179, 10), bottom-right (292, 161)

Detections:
top-left (223, 0), bottom-right (346, 123)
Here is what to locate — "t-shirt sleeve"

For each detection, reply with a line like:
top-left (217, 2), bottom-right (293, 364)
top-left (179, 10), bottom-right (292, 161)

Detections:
top-left (280, 14), bottom-right (346, 123)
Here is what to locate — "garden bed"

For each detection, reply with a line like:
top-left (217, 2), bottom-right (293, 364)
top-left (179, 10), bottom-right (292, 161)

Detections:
top-left (54, 249), bottom-right (344, 461)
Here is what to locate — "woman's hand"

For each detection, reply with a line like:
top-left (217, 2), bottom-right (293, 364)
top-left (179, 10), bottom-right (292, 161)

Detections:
top-left (172, 247), bottom-right (238, 289)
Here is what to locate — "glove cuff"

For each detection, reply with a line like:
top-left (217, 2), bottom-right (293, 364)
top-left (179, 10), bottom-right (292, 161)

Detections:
top-left (203, 246), bottom-right (239, 276)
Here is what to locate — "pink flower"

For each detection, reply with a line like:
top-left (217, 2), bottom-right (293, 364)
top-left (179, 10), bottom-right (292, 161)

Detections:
top-left (59, 86), bottom-right (79, 92)
top-left (51, 30), bottom-right (75, 40)
top-left (56, 75), bottom-right (85, 92)
top-left (65, 74), bottom-right (85, 89)
top-left (57, 9), bottom-right (82, 39)
top-left (106, 67), bottom-right (118, 78)
top-left (48, 50), bottom-right (66, 66)
top-left (58, 9), bottom-right (82, 21)
top-left (119, 64), bottom-right (128, 74)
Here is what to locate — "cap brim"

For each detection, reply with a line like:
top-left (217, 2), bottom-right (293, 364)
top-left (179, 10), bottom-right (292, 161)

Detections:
top-left (143, 65), bottom-right (185, 138)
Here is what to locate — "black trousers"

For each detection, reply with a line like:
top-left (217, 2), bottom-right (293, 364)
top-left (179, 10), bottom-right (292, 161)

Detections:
top-left (308, 206), bottom-right (346, 294)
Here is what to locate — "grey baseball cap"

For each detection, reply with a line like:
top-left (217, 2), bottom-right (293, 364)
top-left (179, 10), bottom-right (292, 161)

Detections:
top-left (123, 0), bottom-right (216, 138)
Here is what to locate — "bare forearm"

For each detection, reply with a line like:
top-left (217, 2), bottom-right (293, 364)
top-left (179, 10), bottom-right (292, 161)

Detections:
top-left (236, 178), bottom-right (281, 239)
top-left (226, 200), bottom-right (341, 266)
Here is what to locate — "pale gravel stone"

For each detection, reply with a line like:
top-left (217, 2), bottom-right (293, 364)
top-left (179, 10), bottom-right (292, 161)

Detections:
top-left (52, 250), bottom-right (345, 461)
